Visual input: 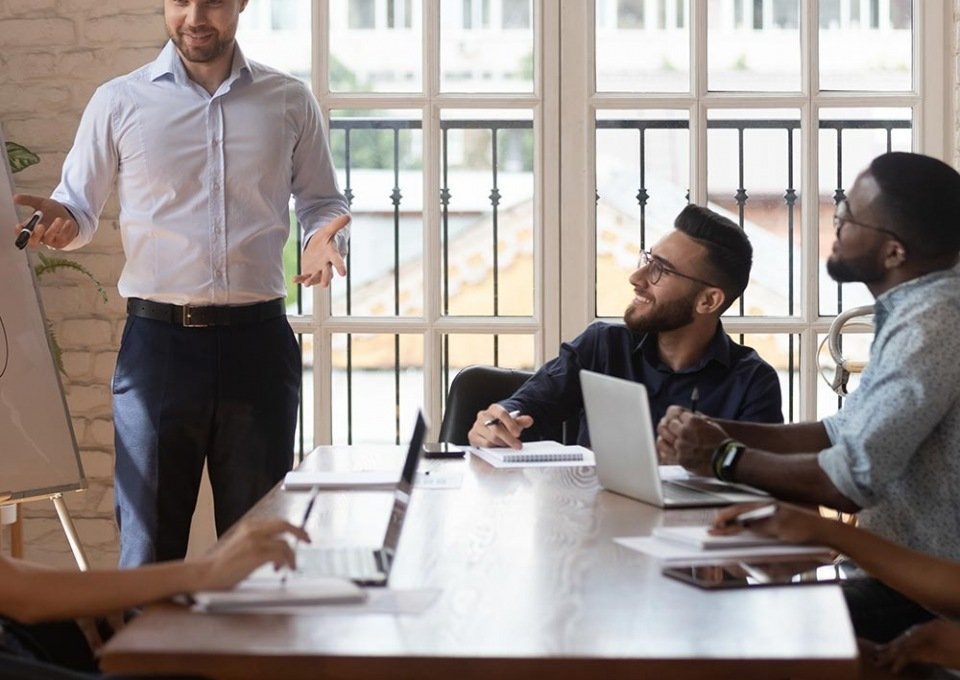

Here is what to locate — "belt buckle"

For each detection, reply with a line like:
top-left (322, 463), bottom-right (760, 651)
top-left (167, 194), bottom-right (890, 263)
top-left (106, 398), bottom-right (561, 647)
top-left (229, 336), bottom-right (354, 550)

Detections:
top-left (181, 305), bottom-right (211, 328)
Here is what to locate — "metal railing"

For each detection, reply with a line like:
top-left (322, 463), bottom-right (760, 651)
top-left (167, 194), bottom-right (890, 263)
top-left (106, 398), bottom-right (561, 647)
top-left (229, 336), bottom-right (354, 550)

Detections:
top-left (290, 116), bottom-right (909, 448)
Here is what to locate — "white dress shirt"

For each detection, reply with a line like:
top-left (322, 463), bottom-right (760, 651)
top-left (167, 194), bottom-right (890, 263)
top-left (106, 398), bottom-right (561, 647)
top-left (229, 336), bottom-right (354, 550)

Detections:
top-left (52, 41), bottom-right (349, 306)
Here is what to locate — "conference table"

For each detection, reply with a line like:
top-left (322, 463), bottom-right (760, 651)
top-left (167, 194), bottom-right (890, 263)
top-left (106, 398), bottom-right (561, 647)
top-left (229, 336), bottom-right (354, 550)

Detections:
top-left (101, 445), bottom-right (858, 679)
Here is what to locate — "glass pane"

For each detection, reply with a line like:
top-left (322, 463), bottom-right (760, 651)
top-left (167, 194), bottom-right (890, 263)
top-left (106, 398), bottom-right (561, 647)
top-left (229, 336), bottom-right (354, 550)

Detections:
top-left (440, 333), bottom-right (535, 413)
top-left (329, 110), bottom-right (424, 318)
top-left (817, 107), bottom-right (912, 316)
top-left (330, 0), bottom-right (422, 92)
top-left (707, 109), bottom-right (802, 318)
top-left (739, 333), bottom-right (801, 423)
top-left (441, 110), bottom-right (535, 317)
top-left (596, 0), bottom-right (690, 93)
top-left (235, 0), bottom-right (311, 83)
top-left (296, 333), bottom-right (314, 459)
top-left (440, 0), bottom-right (533, 92)
top-left (595, 110), bottom-right (690, 318)
top-left (707, 0), bottom-right (800, 91)
top-left (820, 0), bottom-right (912, 91)
top-left (331, 333), bottom-right (424, 444)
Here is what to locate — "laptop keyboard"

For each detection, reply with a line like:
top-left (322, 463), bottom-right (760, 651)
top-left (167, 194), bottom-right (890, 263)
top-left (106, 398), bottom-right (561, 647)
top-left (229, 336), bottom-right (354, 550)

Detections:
top-left (662, 481), bottom-right (721, 503)
top-left (297, 547), bottom-right (383, 580)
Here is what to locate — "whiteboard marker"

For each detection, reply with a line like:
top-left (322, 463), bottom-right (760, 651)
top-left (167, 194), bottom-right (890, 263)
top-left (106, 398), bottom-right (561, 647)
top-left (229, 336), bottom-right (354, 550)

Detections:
top-left (14, 210), bottom-right (43, 250)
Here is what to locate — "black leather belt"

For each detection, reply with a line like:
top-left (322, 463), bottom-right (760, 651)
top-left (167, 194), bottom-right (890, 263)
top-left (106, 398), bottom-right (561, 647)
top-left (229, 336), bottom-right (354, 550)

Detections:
top-left (127, 297), bottom-right (286, 328)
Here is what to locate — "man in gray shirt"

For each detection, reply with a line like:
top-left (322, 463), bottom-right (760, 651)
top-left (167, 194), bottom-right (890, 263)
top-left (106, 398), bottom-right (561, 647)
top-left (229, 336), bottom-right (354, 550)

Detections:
top-left (656, 151), bottom-right (960, 642)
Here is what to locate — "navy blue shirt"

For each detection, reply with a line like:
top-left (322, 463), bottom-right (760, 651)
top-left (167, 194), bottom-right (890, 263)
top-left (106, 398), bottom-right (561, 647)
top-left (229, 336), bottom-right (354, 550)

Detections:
top-left (500, 321), bottom-right (783, 446)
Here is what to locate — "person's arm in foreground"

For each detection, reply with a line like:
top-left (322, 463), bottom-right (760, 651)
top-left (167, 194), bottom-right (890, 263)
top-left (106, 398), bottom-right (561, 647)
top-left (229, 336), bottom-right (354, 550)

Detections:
top-left (714, 502), bottom-right (960, 673)
top-left (0, 517), bottom-right (307, 624)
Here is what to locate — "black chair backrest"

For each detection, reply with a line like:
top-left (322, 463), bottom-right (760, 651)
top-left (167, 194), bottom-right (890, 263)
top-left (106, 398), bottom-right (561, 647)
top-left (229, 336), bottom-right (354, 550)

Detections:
top-left (439, 364), bottom-right (579, 445)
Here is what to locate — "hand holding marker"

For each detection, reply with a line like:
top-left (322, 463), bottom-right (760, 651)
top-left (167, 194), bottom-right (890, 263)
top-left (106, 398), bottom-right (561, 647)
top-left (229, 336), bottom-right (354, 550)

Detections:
top-left (14, 210), bottom-right (43, 250)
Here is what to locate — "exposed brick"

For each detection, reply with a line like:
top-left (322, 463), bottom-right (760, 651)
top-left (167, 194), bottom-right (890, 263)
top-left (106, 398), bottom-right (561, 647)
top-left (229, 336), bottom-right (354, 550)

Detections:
top-left (61, 350), bottom-right (92, 377)
top-left (86, 417), bottom-right (115, 447)
top-left (59, 318), bottom-right (113, 347)
top-left (92, 350), bottom-right (118, 382)
top-left (83, 14), bottom-right (164, 45)
top-left (0, 83), bottom-right (73, 114)
top-left (80, 448), bottom-right (114, 479)
top-left (0, 50), bottom-right (57, 81)
top-left (63, 383), bottom-right (111, 415)
top-left (0, 18), bottom-right (75, 48)
top-left (6, 0), bottom-right (57, 13)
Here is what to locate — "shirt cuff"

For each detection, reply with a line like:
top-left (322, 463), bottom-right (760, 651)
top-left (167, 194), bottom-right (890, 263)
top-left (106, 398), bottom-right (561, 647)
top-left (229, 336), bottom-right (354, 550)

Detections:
top-left (818, 445), bottom-right (874, 509)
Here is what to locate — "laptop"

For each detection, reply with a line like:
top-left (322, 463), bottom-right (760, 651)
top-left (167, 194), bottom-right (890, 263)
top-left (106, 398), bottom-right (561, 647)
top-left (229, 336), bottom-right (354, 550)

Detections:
top-left (295, 411), bottom-right (427, 585)
top-left (580, 370), bottom-right (769, 508)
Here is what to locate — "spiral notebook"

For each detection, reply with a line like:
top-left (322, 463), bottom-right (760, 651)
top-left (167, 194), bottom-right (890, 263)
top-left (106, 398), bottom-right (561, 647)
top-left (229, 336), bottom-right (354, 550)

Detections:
top-left (469, 441), bottom-right (595, 468)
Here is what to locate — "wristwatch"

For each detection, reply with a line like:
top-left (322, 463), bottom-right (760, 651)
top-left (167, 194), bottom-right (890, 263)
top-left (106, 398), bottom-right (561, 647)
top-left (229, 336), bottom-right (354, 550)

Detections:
top-left (711, 439), bottom-right (747, 482)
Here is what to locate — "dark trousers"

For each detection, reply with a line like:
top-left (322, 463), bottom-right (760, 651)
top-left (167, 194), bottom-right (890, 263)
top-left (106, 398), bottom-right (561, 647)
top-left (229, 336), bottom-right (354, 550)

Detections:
top-left (843, 576), bottom-right (937, 643)
top-left (112, 315), bottom-right (300, 567)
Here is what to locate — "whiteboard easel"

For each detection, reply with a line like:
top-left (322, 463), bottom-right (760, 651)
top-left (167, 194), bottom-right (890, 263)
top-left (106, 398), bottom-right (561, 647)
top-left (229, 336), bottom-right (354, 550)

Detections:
top-left (1, 130), bottom-right (89, 570)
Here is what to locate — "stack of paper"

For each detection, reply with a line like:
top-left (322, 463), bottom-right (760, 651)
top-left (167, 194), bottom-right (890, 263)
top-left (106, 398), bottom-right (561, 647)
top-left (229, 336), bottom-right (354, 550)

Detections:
top-left (615, 525), bottom-right (831, 564)
top-left (469, 441), bottom-right (596, 468)
top-left (283, 470), bottom-right (398, 490)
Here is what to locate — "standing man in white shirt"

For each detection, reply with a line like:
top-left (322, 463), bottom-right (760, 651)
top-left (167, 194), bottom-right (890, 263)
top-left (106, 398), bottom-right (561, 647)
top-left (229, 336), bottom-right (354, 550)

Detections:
top-left (14, 0), bottom-right (351, 567)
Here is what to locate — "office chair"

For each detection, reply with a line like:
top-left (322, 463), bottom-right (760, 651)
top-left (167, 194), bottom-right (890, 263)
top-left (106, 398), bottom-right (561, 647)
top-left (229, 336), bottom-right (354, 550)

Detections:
top-left (819, 305), bottom-right (874, 397)
top-left (438, 364), bottom-right (579, 445)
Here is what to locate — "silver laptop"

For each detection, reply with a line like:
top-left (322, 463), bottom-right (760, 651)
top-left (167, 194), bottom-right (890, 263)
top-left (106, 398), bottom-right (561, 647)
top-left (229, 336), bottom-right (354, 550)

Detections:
top-left (296, 411), bottom-right (427, 585)
top-left (580, 370), bottom-right (769, 508)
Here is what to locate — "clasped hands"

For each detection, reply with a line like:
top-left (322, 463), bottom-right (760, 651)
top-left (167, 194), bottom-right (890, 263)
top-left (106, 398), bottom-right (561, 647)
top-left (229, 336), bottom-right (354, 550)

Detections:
top-left (656, 405), bottom-right (729, 476)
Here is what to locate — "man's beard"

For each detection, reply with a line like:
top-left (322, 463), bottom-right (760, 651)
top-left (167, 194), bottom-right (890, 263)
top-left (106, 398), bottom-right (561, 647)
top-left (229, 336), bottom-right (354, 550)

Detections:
top-left (171, 30), bottom-right (231, 63)
top-left (826, 252), bottom-right (885, 284)
top-left (623, 288), bottom-right (699, 334)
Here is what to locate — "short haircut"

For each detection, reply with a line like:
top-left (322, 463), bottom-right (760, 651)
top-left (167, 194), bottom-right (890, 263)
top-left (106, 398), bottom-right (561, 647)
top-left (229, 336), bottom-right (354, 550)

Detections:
top-left (673, 204), bottom-right (753, 314)
top-left (868, 152), bottom-right (960, 259)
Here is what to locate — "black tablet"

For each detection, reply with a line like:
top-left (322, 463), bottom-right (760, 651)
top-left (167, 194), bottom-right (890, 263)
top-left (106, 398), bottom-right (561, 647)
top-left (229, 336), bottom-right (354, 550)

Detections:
top-left (662, 559), bottom-right (864, 590)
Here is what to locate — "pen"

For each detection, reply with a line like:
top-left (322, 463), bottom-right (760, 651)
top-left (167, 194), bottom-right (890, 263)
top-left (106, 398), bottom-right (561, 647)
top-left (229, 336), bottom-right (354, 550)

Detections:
top-left (281, 484), bottom-right (320, 587)
top-left (14, 210), bottom-right (43, 250)
top-left (729, 503), bottom-right (777, 527)
top-left (690, 387), bottom-right (699, 413)
top-left (484, 409), bottom-right (521, 428)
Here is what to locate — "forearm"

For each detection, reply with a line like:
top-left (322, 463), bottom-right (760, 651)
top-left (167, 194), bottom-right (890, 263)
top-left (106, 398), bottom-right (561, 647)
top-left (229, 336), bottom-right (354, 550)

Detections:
top-left (734, 450), bottom-right (859, 512)
top-left (716, 420), bottom-right (831, 454)
top-left (820, 521), bottom-right (960, 618)
top-left (3, 560), bottom-right (206, 624)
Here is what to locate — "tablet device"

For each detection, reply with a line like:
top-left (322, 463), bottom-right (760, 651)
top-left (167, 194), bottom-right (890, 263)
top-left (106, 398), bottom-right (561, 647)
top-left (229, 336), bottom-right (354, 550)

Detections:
top-left (662, 559), bottom-right (864, 589)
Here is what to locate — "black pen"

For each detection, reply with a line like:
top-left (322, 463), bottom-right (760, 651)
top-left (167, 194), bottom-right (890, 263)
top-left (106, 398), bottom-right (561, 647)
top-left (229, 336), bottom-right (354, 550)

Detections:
top-left (484, 409), bottom-right (520, 427)
top-left (690, 387), bottom-right (699, 413)
top-left (281, 484), bottom-right (320, 587)
top-left (14, 210), bottom-right (43, 250)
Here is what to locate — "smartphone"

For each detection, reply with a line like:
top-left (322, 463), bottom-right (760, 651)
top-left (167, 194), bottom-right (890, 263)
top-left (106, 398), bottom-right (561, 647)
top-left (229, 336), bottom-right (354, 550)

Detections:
top-left (422, 442), bottom-right (466, 459)
top-left (662, 559), bottom-right (862, 590)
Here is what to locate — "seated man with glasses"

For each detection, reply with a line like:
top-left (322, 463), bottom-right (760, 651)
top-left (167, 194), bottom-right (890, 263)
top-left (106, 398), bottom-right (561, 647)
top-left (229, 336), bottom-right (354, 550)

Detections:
top-left (657, 152), bottom-right (960, 644)
top-left (467, 203), bottom-right (784, 450)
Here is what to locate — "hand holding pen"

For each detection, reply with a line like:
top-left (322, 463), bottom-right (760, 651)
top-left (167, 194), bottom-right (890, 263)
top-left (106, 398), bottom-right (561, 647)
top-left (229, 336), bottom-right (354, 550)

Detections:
top-left (12, 194), bottom-right (80, 250)
top-left (468, 406), bottom-right (534, 450)
top-left (281, 484), bottom-right (320, 587)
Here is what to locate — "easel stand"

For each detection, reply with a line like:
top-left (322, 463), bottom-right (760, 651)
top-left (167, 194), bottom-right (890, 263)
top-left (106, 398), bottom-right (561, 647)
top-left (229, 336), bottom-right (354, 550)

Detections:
top-left (1, 493), bottom-right (90, 571)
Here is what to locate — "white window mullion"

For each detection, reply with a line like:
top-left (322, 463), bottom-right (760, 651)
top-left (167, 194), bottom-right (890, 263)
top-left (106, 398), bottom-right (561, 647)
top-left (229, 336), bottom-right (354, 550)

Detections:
top-left (800, 0), bottom-right (820, 421)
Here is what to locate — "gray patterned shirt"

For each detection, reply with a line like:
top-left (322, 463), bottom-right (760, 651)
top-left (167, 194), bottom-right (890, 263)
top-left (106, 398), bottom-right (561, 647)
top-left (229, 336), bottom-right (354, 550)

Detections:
top-left (820, 267), bottom-right (960, 560)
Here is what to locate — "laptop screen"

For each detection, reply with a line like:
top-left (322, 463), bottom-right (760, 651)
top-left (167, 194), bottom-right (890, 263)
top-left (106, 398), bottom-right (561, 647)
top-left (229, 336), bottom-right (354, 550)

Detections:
top-left (382, 411), bottom-right (427, 553)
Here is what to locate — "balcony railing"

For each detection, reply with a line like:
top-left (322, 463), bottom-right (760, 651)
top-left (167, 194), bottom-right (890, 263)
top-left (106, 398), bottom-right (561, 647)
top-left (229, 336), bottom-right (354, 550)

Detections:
top-left (290, 116), bottom-right (909, 450)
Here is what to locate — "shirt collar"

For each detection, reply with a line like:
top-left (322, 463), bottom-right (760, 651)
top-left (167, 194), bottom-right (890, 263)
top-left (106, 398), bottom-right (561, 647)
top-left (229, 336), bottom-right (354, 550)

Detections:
top-left (149, 40), bottom-right (253, 88)
top-left (874, 267), bottom-right (960, 334)
top-left (636, 321), bottom-right (731, 373)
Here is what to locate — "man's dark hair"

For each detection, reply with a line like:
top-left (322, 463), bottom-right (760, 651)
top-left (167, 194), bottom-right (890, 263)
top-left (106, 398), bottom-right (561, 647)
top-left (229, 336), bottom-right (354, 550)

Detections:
top-left (868, 152), bottom-right (960, 259)
top-left (674, 204), bottom-right (753, 314)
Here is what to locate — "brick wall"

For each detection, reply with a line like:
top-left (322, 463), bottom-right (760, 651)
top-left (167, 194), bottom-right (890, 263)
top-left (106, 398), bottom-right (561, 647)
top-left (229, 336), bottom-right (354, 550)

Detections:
top-left (0, 1), bottom-right (165, 569)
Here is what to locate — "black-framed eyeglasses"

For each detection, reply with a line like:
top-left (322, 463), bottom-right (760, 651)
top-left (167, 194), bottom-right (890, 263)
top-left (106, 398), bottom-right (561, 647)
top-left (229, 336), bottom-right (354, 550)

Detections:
top-left (833, 200), bottom-right (902, 242)
top-left (637, 249), bottom-right (720, 288)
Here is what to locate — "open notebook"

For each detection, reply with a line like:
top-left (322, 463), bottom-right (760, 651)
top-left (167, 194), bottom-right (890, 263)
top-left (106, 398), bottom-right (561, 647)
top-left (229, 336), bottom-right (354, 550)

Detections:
top-left (470, 441), bottom-right (595, 468)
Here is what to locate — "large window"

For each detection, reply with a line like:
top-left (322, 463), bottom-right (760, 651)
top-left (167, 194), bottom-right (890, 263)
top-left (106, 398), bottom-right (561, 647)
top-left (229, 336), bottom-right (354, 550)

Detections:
top-left (237, 0), bottom-right (948, 450)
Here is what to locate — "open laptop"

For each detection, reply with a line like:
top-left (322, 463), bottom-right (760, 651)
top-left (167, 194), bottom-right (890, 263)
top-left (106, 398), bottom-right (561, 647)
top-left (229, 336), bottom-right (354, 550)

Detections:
top-left (295, 411), bottom-right (427, 585)
top-left (580, 370), bottom-right (769, 508)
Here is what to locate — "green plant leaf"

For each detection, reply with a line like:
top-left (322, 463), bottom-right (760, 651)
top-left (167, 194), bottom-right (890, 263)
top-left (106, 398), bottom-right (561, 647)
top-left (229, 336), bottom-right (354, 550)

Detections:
top-left (45, 321), bottom-right (65, 374)
top-left (6, 142), bottom-right (40, 174)
top-left (34, 252), bottom-right (109, 304)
